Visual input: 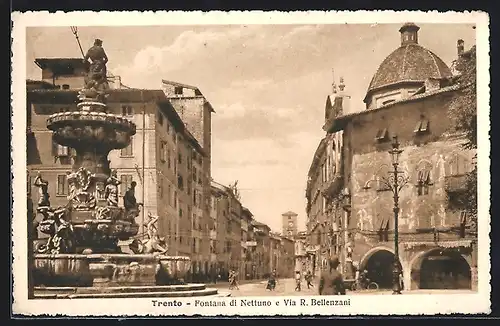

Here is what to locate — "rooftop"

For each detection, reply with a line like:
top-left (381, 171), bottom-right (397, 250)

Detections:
top-left (34, 58), bottom-right (87, 75)
top-left (364, 23), bottom-right (452, 102)
top-left (325, 83), bottom-right (462, 133)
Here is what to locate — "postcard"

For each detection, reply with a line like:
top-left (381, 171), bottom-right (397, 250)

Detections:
top-left (11, 10), bottom-right (490, 316)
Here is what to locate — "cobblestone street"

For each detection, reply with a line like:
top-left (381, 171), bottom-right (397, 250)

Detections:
top-left (216, 278), bottom-right (477, 297)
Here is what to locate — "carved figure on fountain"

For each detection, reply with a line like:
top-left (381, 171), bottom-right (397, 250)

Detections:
top-left (68, 167), bottom-right (97, 211)
top-left (123, 181), bottom-right (142, 222)
top-left (36, 206), bottom-right (76, 254)
top-left (34, 172), bottom-right (50, 207)
top-left (129, 213), bottom-right (168, 255)
top-left (105, 170), bottom-right (121, 207)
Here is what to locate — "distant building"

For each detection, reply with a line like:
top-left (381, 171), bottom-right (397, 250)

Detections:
top-left (282, 211), bottom-right (298, 237)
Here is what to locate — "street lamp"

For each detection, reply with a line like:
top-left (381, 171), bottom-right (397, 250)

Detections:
top-left (380, 136), bottom-right (409, 294)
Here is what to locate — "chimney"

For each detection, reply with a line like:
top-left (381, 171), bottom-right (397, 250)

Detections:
top-left (457, 39), bottom-right (465, 56)
top-left (399, 22), bottom-right (420, 46)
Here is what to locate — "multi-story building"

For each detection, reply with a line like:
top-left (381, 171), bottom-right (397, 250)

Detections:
top-left (252, 220), bottom-right (271, 278)
top-left (161, 80), bottom-right (214, 280)
top-left (27, 59), bottom-right (215, 281)
top-left (241, 207), bottom-right (255, 280)
top-left (294, 231), bottom-right (309, 274)
top-left (282, 211), bottom-right (298, 237)
top-left (210, 180), bottom-right (243, 280)
top-left (278, 235), bottom-right (296, 279)
top-left (307, 23), bottom-right (478, 290)
top-left (269, 232), bottom-right (281, 274)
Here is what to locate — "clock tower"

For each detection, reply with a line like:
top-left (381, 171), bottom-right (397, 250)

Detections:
top-left (281, 211), bottom-right (298, 237)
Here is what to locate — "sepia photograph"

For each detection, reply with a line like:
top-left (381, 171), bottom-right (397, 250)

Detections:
top-left (12, 11), bottom-right (490, 316)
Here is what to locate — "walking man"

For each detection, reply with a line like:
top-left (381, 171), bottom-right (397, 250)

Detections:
top-left (305, 270), bottom-right (314, 289)
top-left (294, 271), bottom-right (302, 292)
top-left (318, 255), bottom-right (346, 295)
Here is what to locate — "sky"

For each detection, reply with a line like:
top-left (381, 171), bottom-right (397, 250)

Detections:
top-left (26, 23), bottom-right (476, 233)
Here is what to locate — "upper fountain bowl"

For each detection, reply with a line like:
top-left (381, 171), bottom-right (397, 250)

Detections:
top-left (47, 111), bottom-right (136, 150)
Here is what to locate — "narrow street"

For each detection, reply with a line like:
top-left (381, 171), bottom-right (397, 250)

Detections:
top-left (214, 278), bottom-right (477, 297)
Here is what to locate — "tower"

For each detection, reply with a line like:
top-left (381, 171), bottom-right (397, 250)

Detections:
top-left (282, 211), bottom-right (298, 237)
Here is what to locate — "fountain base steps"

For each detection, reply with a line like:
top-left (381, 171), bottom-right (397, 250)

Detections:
top-left (34, 284), bottom-right (231, 299)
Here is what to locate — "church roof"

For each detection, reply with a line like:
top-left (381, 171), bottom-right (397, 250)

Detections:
top-left (364, 25), bottom-right (453, 102)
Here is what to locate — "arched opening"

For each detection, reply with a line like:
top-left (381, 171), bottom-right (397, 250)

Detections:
top-left (359, 248), bottom-right (395, 289)
top-left (417, 249), bottom-right (471, 289)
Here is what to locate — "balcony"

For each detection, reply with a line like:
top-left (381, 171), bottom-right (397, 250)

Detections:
top-left (445, 174), bottom-right (467, 193)
top-left (322, 172), bottom-right (343, 198)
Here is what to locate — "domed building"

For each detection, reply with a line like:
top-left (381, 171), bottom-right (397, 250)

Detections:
top-left (364, 23), bottom-right (453, 110)
top-left (306, 23), bottom-right (477, 291)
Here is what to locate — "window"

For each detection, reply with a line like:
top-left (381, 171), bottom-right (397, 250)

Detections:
top-left (167, 123), bottom-right (170, 134)
top-left (414, 118), bottom-right (429, 134)
top-left (192, 167), bottom-right (197, 181)
top-left (173, 191), bottom-right (177, 208)
top-left (416, 170), bottom-right (431, 196)
top-left (378, 216), bottom-right (389, 242)
top-left (167, 149), bottom-right (171, 168)
top-left (56, 174), bottom-right (68, 196)
top-left (177, 174), bottom-right (184, 190)
top-left (459, 211), bottom-right (467, 238)
top-left (198, 172), bottom-right (203, 185)
top-left (158, 111), bottom-right (164, 125)
top-left (375, 128), bottom-right (388, 142)
top-left (179, 208), bottom-right (183, 218)
top-left (121, 138), bottom-right (133, 157)
top-left (121, 105), bottom-right (133, 116)
top-left (56, 144), bottom-right (69, 157)
top-left (382, 99), bottom-right (395, 105)
top-left (174, 86), bottom-right (183, 95)
top-left (168, 185), bottom-right (172, 205)
top-left (160, 141), bottom-right (167, 162)
top-left (120, 174), bottom-right (133, 195)
top-left (193, 189), bottom-right (197, 206)
top-left (173, 132), bottom-right (177, 143)
top-left (178, 153), bottom-right (182, 164)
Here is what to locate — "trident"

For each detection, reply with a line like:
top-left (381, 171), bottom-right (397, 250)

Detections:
top-left (70, 26), bottom-right (85, 58)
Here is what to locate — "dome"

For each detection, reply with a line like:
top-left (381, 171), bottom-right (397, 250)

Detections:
top-left (364, 23), bottom-right (452, 103)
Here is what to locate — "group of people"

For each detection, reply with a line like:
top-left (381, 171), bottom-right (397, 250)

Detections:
top-left (294, 270), bottom-right (315, 291)
top-left (295, 257), bottom-right (346, 295)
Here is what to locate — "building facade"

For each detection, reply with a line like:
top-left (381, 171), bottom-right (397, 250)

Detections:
top-left (307, 23), bottom-right (478, 290)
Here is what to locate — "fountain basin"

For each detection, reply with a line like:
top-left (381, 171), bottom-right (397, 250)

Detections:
top-left (33, 253), bottom-right (192, 287)
top-left (33, 254), bottom-right (93, 287)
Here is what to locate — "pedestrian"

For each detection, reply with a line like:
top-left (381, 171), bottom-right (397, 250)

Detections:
top-left (305, 270), bottom-right (314, 289)
top-left (294, 271), bottom-right (302, 292)
top-left (318, 255), bottom-right (346, 295)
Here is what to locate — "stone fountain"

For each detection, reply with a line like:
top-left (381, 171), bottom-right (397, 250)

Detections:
top-left (30, 39), bottom-right (228, 299)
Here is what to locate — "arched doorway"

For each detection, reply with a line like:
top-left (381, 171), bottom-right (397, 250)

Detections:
top-left (415, 249), bottom-right (471, 289)
top-left (359, 248), bottom-right (395, 289)
top-left (419, 249), bottom-right (471, 289)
